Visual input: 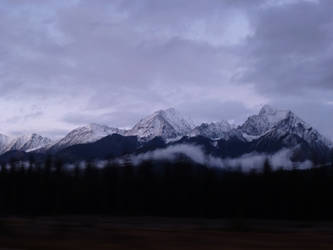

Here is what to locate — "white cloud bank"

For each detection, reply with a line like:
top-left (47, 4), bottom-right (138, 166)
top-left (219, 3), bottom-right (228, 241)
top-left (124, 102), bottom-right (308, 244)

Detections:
top-left (128, 144), bottom-right (313, 172)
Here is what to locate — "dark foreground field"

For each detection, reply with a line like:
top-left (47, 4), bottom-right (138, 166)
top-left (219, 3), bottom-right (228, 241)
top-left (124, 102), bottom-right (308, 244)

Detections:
top-left (0, 217), bottom-right (333, 250)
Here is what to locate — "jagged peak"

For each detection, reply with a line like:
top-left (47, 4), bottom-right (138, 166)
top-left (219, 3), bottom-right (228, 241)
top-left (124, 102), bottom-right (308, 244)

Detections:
top-left (68, 123), bottom-right (116, 134)
top-left (215, 120), bottom-right (232, 127)
top-left (140, 108), bottom-right (190, 123)
top-left (13, 133), bottom-right (51, 140)
top-left (156, 107), bottom-right (177, 115)
top-left (128, 107), bottom-right (194, 140)
top-left (259, 104), bottom-right (278, 115)
top-left (2, 133), bottom-right (52, 153)
top-left (258, 105), bottom-right (290, 119)
top-left (274, 110), bottom-right (312, 131)
top-left (50, 122), bottom-right (127, 151)
top-left (150, 108), bottom-right (184, 121)
top-left (198, 120), bottom-right (232, 130)
top-left (264, 110), bottom-right (333, 150)
top-left (190, 120), bottom-right (234, 140)
top-left (240, 105), bottom-right (290, 137)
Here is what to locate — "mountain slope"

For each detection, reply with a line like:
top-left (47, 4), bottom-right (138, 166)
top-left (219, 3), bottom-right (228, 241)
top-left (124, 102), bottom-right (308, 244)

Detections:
top-left (5, 134), bottom-right (52, 153)
top-left (240, 105), bottom-right (289, 140)
top-left (251, 111), bottom-right (332, 161)
top-left (0, 105), bottom-right (331, 164)
top-left (50, 123), bottom-right (126, 151)
top-left (57, 134), bottom-right (138, 161)
top-left (0, 134), bottom-right (12, 154)
top-left (127, 108), bottom-right (194, 141)
top-left (190, 121), bottom-right (233, 140)
top-left (181, 106), bottom-right (332, 161)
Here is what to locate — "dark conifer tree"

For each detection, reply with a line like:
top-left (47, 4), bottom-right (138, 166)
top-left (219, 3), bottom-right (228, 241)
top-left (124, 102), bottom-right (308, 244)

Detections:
top-left (263, 158), bottom-right (272, 176)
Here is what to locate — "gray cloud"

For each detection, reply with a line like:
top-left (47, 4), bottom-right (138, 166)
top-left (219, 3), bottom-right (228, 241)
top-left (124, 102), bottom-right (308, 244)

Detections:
top-left (0, 0), bottom-right (332, 139)
top-left (239, 0), bottom-right (333, 94)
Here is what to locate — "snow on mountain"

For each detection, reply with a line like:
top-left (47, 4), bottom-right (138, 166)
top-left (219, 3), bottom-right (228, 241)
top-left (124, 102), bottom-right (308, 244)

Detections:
top-left (190, 121), bottom-right (233, 139)
top-left (238, 105), bottom-right (332, 149)
top-left (6, 134), bottom-right (53, 152)
top-left (262, 111), bottom-right (333, 149)
top-left (0, 134), bottom-right (12, 154)
top-left (240, 105), bottom-right (289, 138)
top-left (127, 108), bottom-right (194, 141)
top-left (0, 105), bottom-right (331, 163)
top-left (21, 134), bottom-right (53, 152)
top-left (51, 123), bottom-right (126, 151)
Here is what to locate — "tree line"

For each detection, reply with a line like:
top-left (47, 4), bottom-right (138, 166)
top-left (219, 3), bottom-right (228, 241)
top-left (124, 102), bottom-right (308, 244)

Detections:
top-left (0, 156), bottom-right (333, 220)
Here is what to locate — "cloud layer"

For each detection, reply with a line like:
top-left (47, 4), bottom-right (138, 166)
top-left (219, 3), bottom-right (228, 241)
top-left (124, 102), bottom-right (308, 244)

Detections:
top-left (127, 144), bottom-right (313, 171)
top-left (0, 0), bottom-right (332, 139)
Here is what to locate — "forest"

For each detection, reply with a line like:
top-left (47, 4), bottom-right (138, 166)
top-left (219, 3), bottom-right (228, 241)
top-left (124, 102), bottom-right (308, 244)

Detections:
top-left (0, 156), bottom-right (333, 220)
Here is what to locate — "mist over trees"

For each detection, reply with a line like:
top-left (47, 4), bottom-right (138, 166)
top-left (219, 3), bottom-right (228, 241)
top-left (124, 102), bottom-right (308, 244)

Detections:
top-left (0, 156), bottom-right (333, 220)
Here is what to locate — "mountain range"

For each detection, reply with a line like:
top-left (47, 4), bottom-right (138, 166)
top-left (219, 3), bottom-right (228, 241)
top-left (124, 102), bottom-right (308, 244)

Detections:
top-left (0, 105), bottom-right (332, 163)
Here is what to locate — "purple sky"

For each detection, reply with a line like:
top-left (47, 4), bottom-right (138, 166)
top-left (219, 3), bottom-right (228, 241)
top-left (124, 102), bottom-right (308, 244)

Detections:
top-left (0, 0), bottom-right (332, 139)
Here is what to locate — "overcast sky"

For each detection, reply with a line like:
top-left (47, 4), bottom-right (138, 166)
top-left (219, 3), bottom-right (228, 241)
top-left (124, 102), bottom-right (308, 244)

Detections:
top-left (0, 0), bottom-right (332, 139)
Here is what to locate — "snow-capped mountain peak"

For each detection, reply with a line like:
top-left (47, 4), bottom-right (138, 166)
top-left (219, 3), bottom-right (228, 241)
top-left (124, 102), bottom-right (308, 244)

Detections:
top-left (269, 111), bottom-right (333, 149)
top-left (5, 133), bottom-right (52, 152)
top-left (191, 120), bottom-right (233, 139)
top-left (0, 106), bottom-right (331, 164)
top-left (259, 104), bottom-right (277, 116)
top-left (259, 105), bottom-right (289, 125)
top-left (240, 105), bottom-right (289, 137)
top-left (51, 123), bottom-right (126, 150)
top-left (128, 108), bottom-right (194, 140)
top-left (157, 108), bottom-right (195, 134)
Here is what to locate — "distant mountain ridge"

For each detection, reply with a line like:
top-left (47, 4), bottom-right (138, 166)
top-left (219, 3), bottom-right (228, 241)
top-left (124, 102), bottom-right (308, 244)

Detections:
top-left (49, 123), bottom-right (126, 152)
top-left (0, 133), bottom-right (52, 154)
top-left (0, 105), bottom-right (332, 163)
